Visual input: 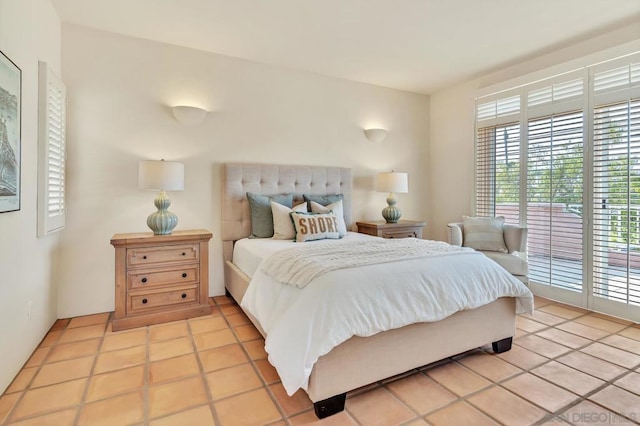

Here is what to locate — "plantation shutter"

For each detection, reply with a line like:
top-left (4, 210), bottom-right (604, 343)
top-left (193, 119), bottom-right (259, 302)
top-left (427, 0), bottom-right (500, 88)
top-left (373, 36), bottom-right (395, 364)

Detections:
top-left (592, 55), bottom-right (640, 307)
top-left (37, 61), bottom-right (67, 237)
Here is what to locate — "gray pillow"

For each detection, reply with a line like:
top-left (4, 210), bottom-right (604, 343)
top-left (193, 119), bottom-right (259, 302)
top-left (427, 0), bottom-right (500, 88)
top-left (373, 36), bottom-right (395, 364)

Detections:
top-left (247, 192), bottom-right (293, 238)
top-left (303, 193), bottom-right (343, 211)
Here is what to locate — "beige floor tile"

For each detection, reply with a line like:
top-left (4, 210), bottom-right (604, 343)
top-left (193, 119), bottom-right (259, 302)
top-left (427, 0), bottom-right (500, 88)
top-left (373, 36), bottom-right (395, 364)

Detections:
top-left (536, 328), bottom-right (591, 349)
top-left (24, 347), bottom-right (51, 368)
top-left (619, 325), bottom-right (640, 342)
top-left (582, 342), bottom-right (640, 369)
top-left (425, 401), bottom-right (498, 426)
top-left (85, 365), bottom-right (145, 402)
top-left (556, 351), bottom-right (627, 381)
top-left (534, 296), bottom-right (554, 307)
top-left (515, 335), bottom-right (572, 358)
top-left (50, 318), bottom-right (70, 331)
top-left (149, 336), bottom-right (193, 362)
top-left (516, 316), bottom-right (547, 333)
top-left (234, 324), bottom-right (262, 342)
top-left (31, 356), bottom-right (94, 388)
top-left (199, 343), bottom-right (248, 372)
top-left (426, 362), bottom-right (491, 396)
top-left (94, 345), bottom-right (146, 374)
top-left (213, 295), bottom-right (234, 305)
top-left (220, 304), bottom-right (243, 316)
top-left (149, 353), bottom-right (200, 384)
top-left (574, 315), bottom-right (628, 333)
top-left (193, 329), bottom-right (237, 351)
top-left (522, 311), bottom-right (565, 326)
top-left (205, 363), bottom-right (262, 399)
top-left (39, 330), bottom-right (62, 347)
top-left (100, 329), bottom-right (146, 352)
top-left (226, 312), bottom-right (251, 327)
top-left (589, 385), bottom-right (640, 421)
top-left (0, 392), bottom-right (21, 423)
top-left (215, 388), bottom-right (282, 426)
top-left (558, 400), bottom-right (622, 426)
top-left (9, 408), bottom-right (77, 426)
top-left (556, 321), bottom-right (610, 340)
top-left (467, 386), bottom-right (546, 426)
top-left (188, 315), bottom-right (228, 335)
top-left (255, 359), bottom-right (281, 384)
top-left (502, 372), bottom-right (579, 412)
top-left (47, 338), bottom-right (101, 363)
top-left (5, 367), bottom-right (37, 394)
top-left (78, 391), bottom-right (144, 426)
top-left (11, 378), bottom-right (86, 420)
top-left (588, 312), bottom-right (633, 325)
top-left (496, 344), bottom-right (549, 370)
top-left (346, 387), bottom-right (414, 426)
top-left (538, 304), bottom-right (585, 320)
top-left (288, 409), bottom-right (358, 425)
top-left (149, 321), bottom-right (189, 342)
top-left (601, 334), bottom-right (640, 355)
top-left (67, 312), bottom-right (110, 329)
top-left (531, 361), bottom-right (604, 395)
top-left (242, 339), bottom-right (268, 360)
top-left (149, 404), bottom-right (215, 426)
top-left (614, 371), bottom-right (640, 395)
top-left (58, 324), bottom-right (106, 344)
top-left (149, 376), bottom-right (208, 419)
top-left (386, 372), bottom-right (456, 414)
top-left (269, 382), bottom-right (313, 417)
top-left (515, 328), bottom-right (528, 339)
top-left (457, 352), bottom-right (522, 381)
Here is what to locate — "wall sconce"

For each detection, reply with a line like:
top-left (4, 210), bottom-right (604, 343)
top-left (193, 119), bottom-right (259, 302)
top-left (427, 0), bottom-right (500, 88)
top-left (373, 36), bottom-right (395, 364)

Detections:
top-left (172, 105), bottom-right (208, 125)
top-left (364, 128), bottom-right (388, 143)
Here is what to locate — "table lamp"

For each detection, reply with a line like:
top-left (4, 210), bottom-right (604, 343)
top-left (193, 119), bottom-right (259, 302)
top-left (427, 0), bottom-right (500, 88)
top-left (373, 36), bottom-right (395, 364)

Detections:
top-left (138, 159), bottom-right (184, 235)
top-left (377, 171), bottom-right (408, 223)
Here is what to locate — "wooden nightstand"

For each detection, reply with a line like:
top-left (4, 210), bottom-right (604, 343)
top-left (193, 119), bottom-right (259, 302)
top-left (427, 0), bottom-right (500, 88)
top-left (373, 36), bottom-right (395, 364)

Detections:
top-left (356, 220), bottom-right (426, 239)
top-left (110, 229), bottom-right (213, 331)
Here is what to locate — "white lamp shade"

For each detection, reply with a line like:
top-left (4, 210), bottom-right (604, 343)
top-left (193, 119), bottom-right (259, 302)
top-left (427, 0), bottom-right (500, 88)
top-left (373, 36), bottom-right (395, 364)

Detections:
top-left (172, 105), bottom-right (208, 125)
top-left (138, 160), bottom-right (185, 191)
top-left (364, 128), bottom-right (388, 143)
top-left (377, 172), bottom-right (408, 193)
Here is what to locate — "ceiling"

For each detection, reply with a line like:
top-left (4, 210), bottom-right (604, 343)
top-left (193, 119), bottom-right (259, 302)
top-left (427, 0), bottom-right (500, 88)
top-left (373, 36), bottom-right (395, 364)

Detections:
top-left (51, 0), bottom-right (640, 94)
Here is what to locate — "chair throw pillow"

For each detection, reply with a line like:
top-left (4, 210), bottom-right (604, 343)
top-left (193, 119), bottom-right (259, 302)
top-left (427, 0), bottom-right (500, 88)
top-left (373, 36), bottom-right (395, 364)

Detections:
top-left (271, 201), bottom-right (308, 240)
top-left (247, 192), bottom-right (293, 238)
top-left (462, 216), bottom-right (508, 253)
top-left (290, 211), bottom-right (341, 242)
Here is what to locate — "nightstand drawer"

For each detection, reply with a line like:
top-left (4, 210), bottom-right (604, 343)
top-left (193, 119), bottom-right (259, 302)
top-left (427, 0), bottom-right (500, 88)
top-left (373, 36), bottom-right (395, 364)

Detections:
top-left (129, 286), bottom-right (198, 313)
top-left (127, 244), bottom-right (199, 267)
top-left (381, 230), bottom-right (420, 239)
top-left (128, 265), bottom-right (199, 289)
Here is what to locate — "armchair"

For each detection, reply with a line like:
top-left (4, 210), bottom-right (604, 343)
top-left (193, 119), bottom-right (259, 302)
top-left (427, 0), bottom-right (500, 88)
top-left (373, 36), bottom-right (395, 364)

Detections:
top-left (447, 222), bottom-right (529, 284)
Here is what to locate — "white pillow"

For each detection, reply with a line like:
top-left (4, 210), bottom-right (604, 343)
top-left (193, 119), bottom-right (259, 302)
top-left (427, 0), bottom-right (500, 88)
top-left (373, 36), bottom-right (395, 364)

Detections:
top-left (462, 216), bottom-right (508, 253)
top-left (271, 201), bottom-right (307, 240)
top-left (290, 211), bottom-right (341, 242)
top-left (309, 200), bottom-right (347, 237)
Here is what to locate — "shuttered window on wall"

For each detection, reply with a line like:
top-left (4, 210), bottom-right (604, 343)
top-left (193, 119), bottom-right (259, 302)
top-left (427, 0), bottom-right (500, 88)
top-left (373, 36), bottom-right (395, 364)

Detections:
top-left (37, 61), bottom-right (67, 237)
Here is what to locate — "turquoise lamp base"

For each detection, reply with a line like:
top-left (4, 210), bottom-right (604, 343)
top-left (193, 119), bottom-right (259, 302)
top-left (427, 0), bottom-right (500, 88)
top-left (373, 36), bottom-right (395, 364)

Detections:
top-left (382, 193), bottom-right (402, 223)
top-left (147, 190), bottom-right (178, 235)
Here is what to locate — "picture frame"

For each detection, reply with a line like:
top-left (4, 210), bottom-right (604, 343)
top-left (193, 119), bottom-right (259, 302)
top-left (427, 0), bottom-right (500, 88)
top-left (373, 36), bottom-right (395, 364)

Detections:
top-left (0, 49), bottom-right (21, 213)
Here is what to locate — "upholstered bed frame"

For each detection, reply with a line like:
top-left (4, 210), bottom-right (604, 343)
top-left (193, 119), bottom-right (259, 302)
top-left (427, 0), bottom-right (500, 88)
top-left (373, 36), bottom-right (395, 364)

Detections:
top-left (221, 163), bottom-right (516, 418)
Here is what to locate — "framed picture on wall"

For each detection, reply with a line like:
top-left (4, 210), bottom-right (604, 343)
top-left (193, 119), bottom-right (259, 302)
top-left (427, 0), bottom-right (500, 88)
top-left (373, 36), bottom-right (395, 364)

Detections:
top-left (0, 49), bottom-right (21, 213)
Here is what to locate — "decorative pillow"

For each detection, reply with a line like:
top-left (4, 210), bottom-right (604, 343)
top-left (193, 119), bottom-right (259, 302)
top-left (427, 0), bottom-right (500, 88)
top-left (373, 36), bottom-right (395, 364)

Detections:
top-left (246, 192), bottom-right (293, 238)
top-left (462, 216), bottom-right (508, 253)
top-left (303, 193), bottom-right (343, 210)
top-left (271, 201), bottom-right (307, 240)
top-left (290, 211), bottom-right (340, 242)
top-left (309, 200), bottom-right (347, 237)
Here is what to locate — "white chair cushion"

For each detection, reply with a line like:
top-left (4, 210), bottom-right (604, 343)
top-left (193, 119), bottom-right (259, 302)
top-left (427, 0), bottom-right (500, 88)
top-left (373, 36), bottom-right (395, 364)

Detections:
top-left (462, 216), bottom-right (508, 253)
top-left (482, 251), bottom-right (529, 276)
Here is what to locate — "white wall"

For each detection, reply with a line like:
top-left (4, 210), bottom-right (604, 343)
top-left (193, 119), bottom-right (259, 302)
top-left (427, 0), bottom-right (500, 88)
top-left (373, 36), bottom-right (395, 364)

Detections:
top-left (428, 23), bottom-right (640, 242)
top-left (58, 25), bottom-right (430, 318)
top-left (0, 0), bottom-right (61, 394)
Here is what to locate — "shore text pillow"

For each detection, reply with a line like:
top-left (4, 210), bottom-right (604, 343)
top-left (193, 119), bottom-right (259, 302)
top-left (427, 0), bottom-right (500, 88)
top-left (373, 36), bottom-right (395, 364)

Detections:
top-left (247, 192), bottom-right (293, 238)
top-left (290, 211), bottom-right (340, 242)
top-left (271, 201), bottom-right (307, 240)
top-left (309, 200), bottom-right (347, 237)
top-left (462, 216), bottom-right (508, 253)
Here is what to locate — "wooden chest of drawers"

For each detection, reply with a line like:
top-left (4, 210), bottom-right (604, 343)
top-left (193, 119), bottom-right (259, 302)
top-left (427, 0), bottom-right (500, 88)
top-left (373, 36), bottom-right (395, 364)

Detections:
top-left (110, 229), bottom-right (213, 331)
top-left (356, 220), bottom-right (426, 239)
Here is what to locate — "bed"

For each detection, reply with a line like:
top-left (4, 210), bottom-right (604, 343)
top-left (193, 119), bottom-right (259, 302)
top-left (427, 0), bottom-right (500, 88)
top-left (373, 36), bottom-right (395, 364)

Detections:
top-left (221, 162), bottom-right (533, 418)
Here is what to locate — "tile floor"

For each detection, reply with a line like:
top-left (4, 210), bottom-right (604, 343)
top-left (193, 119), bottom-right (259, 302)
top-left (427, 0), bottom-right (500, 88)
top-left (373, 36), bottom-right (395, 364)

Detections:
top-left (1, 296), bottom-right (639, 425)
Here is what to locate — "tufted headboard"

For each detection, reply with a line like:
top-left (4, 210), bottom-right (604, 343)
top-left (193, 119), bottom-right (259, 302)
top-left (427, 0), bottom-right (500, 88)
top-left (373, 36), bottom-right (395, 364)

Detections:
top-left (221, 163), bottom-right (353, 261)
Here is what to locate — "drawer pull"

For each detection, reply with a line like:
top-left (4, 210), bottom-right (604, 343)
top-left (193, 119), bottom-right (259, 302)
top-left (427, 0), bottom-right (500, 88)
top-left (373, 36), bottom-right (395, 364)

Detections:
top-left (143, 255), bottom-right (147, 259)
top-left (141, 277), bottom-right (147, 283)
top-left (182, 273), bottom-right (187, 278)
top-left (182, 252), bottom-right (186, 256)
top-left (181, 293), bottom-right (187, 299)
top-left (142, 298), bottom-right (148, 304)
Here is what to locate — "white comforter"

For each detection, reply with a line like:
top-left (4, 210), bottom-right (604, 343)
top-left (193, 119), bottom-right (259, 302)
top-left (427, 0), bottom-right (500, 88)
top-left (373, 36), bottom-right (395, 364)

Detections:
top-left (240, 235), bottom-right (534, 396)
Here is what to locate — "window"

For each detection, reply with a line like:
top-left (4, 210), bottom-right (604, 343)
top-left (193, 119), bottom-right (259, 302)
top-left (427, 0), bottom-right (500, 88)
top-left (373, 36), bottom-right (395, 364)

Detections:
top-left (37, 61), bottom-right (66, 237)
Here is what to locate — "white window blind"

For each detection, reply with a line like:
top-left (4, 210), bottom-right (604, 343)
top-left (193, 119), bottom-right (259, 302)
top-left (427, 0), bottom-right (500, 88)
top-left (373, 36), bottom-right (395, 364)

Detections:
top-left (37, 61), bottom-right (66, 237)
